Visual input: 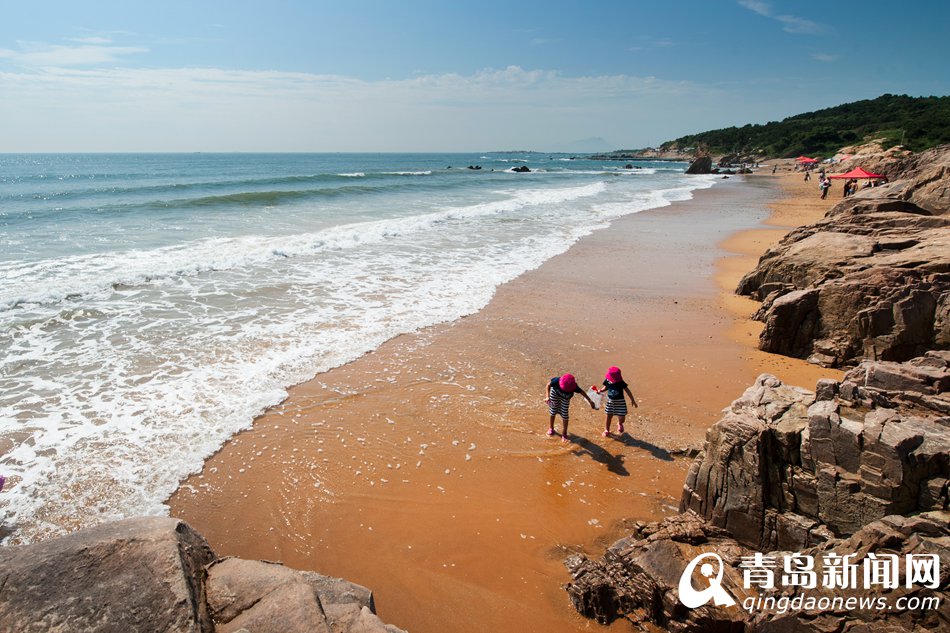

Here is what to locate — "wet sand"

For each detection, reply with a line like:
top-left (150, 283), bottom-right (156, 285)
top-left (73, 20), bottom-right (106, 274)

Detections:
top-left (169, 172), bottom-right (839, 632)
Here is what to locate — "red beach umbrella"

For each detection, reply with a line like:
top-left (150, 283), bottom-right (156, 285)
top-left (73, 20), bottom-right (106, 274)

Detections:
top-left (828, 167), bottom-right (885, 179)
top-left (795, 156), bottom-right (819, 163)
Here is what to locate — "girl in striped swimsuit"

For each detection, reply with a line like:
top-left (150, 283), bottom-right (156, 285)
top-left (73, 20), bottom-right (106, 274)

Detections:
top-left (544, 373), bottom-right (596, 441)
top-left (597, 366), bottom-right (637, 437)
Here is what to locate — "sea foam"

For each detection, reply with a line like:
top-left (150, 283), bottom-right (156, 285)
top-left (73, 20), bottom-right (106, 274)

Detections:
top-left (0, 154), bottom-right (709, 544)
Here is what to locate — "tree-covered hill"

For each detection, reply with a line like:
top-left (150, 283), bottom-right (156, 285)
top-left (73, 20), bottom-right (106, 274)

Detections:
top-left (660, 94), bottom-right (950, 158)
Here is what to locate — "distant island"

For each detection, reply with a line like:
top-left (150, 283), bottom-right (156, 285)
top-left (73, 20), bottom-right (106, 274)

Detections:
top-left (586, 149), bottom-right (693, 162)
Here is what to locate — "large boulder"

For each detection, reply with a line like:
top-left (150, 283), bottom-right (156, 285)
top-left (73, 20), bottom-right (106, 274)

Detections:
top-left (206, 558), bottom-right (402, 633)
top-left (738, 146), bottom-right (950, 367)
top-left (0, 517), bottom-right (215, 633)
top-left (686, 156), bottom-right (713, 174)
top-left (681, 356), bottom-right (949, 550)
top-left (0, 517), bottom-right (405, 633)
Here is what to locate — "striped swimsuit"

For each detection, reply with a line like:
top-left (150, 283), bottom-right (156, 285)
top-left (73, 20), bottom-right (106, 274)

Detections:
top-left (548, 378), bottom-right (579, 421)
top-left (603, 380), bottom-right (628, 416)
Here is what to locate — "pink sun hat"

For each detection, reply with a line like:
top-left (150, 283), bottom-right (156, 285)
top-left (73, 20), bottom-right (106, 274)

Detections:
top-left (559, 374), bottom-right (577, 392)
top-left (605, 366), bottom-right (623, 383)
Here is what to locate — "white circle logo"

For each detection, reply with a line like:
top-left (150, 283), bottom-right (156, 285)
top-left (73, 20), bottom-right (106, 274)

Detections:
top-left (678, 552), bottom-right (737, 608)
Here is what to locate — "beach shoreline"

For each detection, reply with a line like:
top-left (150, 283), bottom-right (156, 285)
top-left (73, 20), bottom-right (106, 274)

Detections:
top-left (168, 171), bottom-right (839, 632)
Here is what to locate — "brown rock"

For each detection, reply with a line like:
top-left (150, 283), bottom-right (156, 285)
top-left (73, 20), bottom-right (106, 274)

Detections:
top-left (0, 518), bottom-right (405, 633)
top-left (0, 517), bottom-right (215, 633)
top-left (681, 362), bottom-right (948, 550)
top-left (206, 558), bottom-right (399, 633)
top-left (686, 156), bottom-right (713, 174)
top-left (737, 146), bottom-right (950, 367)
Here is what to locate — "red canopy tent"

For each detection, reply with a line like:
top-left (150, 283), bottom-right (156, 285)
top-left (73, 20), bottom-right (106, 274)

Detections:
top-left (828, 167), bottom-right (885, 179)
top-left (795, 156), bottom-right (819, 163)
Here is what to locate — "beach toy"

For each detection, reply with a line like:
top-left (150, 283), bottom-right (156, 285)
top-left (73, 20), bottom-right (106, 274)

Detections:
top-left (587, 386), bottom-right (602, 410)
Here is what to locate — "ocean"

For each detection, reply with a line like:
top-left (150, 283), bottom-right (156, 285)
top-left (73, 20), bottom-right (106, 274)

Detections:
top-left (0, 152), bottom-right (713, 544)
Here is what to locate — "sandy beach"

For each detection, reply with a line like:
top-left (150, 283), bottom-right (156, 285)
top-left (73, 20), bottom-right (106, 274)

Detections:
top-left (169, 170), bottom-right (840, 632)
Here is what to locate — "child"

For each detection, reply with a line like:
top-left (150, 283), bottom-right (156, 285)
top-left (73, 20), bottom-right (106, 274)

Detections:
top-left (595, 366), bottom-right (637, 436)
top-left (544, 373), bottom-right (596, 441)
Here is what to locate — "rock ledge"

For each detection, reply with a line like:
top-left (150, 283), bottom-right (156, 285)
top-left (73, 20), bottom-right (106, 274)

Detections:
top-left (0, 516), bottom-right (405, 633)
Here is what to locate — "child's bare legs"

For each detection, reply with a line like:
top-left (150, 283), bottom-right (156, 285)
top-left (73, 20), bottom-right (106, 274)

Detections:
top-left (547, 414), bottom-right (557, 436)
top-left (604, 414), bottom-right (627, 436)
top-left (561, 418), bottom-right (569, 441)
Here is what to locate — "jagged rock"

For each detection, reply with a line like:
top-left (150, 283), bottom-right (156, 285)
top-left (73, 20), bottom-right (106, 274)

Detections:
top-left (567, 360), bottom-right (950, 631)
top-left (681, 363), bottom-right (949, 549)
top-left (737, 146), bottom-right (950, 367)
top-left (564, 512), bottom-right (750, 629)
top-left (0, 517), bottom-right (405, 633)
top-left (0, 517), bottom-right (215, 633)
top-left (206, 558), bottom-right (401, 633)
top-left (686, 156), bottom-right (713, 174)
top-left (567, 511), bottom-right (949, 631)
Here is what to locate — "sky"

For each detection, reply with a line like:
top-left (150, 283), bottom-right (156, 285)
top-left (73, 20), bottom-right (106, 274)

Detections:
top-left (1, 0), bottom-right (948, 152)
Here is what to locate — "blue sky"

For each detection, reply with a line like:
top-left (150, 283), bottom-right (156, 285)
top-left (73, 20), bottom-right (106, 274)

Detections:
top-left (1, 1), bottom-right (947, 152)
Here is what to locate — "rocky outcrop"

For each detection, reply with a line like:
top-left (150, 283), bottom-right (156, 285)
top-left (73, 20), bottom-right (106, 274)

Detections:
top-left (206, 558), bottom-right (402, 633)
top-left (0, 517), bottom-right (404, 633)
top-left (565, 355), bottom-right (950, 630)
top-left (738, 145), bottom-right (950, 367)
top-left (566, 511), bottom-right (949, 632)
top-left (686, 156), bottom-right (713, 174)
top-left (680, 355), bottom-right (949, 550)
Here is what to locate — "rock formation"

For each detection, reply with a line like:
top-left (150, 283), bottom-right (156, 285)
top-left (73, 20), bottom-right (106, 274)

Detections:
top-left (565, 354), bottom-right (949, 631)
top-left (686, 156), bottom-right (713, 174)
top-left (681, 354), bottom-right (949, 549)
top-left (738, 145), bottom-right (950, 367)
top-left (566, 511), bottom-right (949, 632)
top-left (0, 517), bottom-right (405, 633)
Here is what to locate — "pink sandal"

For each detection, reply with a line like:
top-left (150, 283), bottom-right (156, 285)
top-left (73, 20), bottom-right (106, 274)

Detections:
top-left (546, 428), bottom-right (556, 437)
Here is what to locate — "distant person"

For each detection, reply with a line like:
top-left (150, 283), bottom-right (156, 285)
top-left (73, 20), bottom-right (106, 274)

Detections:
top-left (544, 373), bottom-right (596, 441)
top-left (772, 165), bottom-right (777, 174)
top-left (804, 170), bottom-right (811, 182)
top-left (820, 179), bottom-right (831, 199)
top-left (593, 366), bottom-right (638, 437)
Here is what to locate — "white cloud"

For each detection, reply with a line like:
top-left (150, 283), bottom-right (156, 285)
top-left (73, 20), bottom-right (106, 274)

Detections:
top-left (628, 36), bottom-right (676, 52)
top-left (68, 36), bottom-right (114, 45)
top-left (811, 52), bottom-right (838, 62)
top-left (0, 63), bottom-right (727, 151)
top-left (775, 15), bottom-right (824, 35)
top-left (738, 0), bottom-right (771, 17)
top-left (738, 0), bottom-right (825, 35)
top-left (0, 40), bottom-right (148, 67)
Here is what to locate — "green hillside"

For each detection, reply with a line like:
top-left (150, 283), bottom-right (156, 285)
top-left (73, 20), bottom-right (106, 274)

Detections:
top-left (660, 94), bottom-right (950, 158)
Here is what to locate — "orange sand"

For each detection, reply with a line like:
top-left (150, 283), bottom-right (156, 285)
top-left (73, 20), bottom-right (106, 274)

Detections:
top-left (169, 171), bottom-right (840, 632)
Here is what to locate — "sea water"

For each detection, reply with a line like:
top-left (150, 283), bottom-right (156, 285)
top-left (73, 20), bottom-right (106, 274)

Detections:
top-left (0, 152), bottom-right (713, 543)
